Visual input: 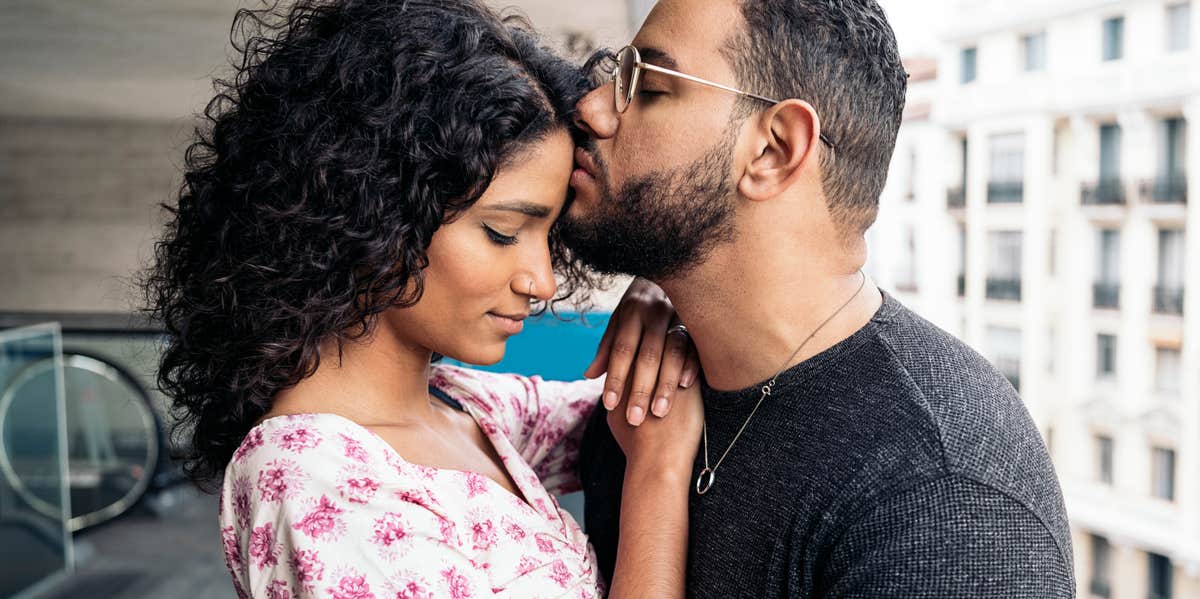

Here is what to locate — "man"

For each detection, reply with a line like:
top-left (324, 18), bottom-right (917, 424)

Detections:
top-left (561, 0), bottom-right (1076, 596)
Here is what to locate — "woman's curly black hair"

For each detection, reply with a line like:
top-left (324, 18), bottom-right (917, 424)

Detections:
top-left (144, 0), bottom-right (601, 489)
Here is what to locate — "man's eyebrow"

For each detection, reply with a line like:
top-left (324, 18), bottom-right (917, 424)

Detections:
top-left (638, 46), bottom-right (680, 70)
top-left (483, 201), bottom-right (553, 218)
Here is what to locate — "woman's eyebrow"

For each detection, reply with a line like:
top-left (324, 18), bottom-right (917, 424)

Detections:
top-left (483, 201), bottom-right (553, 218)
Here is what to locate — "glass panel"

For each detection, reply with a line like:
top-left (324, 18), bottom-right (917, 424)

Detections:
top-left (1023, 32), bottom-right (1047, 71)
top-left (1156, 347), bottom-right (1182, 393)
top-left (0, 324), bottom-right (71, 597)
top-left (1103, 17), bottom-right (1125, 61)
top-left (1100, 124), bottom-right (1122, 181)
top-left (1097, 435), bottom-right (1114, 484)
top-left (1152, 448), bottom-right (1176, 501)
top-left (1167, 2), bottom-right (1192, 51)
top-left (961, 47), bottom-right (977, 83)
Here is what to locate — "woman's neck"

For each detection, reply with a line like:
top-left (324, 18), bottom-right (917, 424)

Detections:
top-left (268, 323), bottom-right (440, 426)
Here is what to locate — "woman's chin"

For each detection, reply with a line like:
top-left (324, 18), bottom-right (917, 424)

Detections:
top-left (438, 341), bottom-right (508, 367)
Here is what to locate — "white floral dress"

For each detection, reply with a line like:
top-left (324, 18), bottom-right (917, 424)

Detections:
top-left (219, 363), bottom-right (605, 598)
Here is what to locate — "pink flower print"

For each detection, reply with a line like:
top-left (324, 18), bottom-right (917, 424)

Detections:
top-left (369, 511), bottom-right (410, 548)
top-left (293, 495), bottom-right (346, 541)
top-left (233, 428), bottom-right (265, 463)
top-left (534, 533), bottom-right (556, 553)
top-left (328, 574), bottom-right (375, 599)
top-left (266, 580), bottom-right (293, 599)
top-left (257, 459), bottom-right (307, 503)
top-left (221, 525), bottom-right (242, 570)
top-left (463, 472), bottom-right (490, 498)
top-left (340, 434), bottom-right (369, 463)
top-left (549, 560), bottom-right (572, 588)
top-left (467, 510), bottom-right (498, 551)
top-left (338, 475), bottom-right (380, 504)
top-left (441, 566), bottom-right (474, 599)
top-left (502, 517), bottom-right (526, 541)
top-left (391, 578), bottom-right (435, 599)
top-left (517, 555), bottom-right (540, 576)
top-left (272, 423), bottom-right (322, 453)
top-left (290, 549), bottom-right (325, 591)
top-left (231, 476), bottom-right (253, 529)
top-left (437, 515), bottom-right (457, 544)
top-left (249, 522), bottom-right (279, 570)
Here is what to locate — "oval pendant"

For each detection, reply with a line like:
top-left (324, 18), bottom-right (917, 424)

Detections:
top-left (695, 468), bottom-right (716, 495)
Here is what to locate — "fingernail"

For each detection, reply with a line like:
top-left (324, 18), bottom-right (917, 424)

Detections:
top-left (681, 371), bottom-right (695, 388)
top-left (603, 391), bottom-right (617, 410)
top-left (652, 397), bottom-right (669, 417)
top-left (628, 406), bottom-right (645, 426)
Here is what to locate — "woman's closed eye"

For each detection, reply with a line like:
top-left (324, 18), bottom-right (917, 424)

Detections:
top-left (482, 223), bottom-right (519, 246)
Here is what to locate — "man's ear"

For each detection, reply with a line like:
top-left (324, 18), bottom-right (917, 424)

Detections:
top-left (737, 99), bottom-right (823, 202)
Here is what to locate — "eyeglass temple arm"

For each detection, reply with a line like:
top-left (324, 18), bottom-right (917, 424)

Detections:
top-left (637, 62), bottom-right (835, 150)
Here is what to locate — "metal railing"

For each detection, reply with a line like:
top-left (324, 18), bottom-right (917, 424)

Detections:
top-left (1153, 285), bottom-right (1185, 315)
top-left (1092, 282), bottom-right (1120, 309)
top-left (1139, 174), bottom-right (1188, 205)
top-left (987, 181), bottom-right (1024, 204)
top-left (986, 277), bottom-right (1022, 301)
top-left (1081, 179), bottom-right (1127, 205)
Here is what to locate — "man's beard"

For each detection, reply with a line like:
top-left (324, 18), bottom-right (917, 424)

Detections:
top-left (560, 132), bottom-right (738, 282)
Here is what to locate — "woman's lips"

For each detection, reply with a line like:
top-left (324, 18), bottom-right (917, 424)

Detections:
top-left (487, 312), bottom-right (526, 335)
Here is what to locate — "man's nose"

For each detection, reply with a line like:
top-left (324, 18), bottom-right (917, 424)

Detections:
top-left (575, 83), bottom-right (618, 140)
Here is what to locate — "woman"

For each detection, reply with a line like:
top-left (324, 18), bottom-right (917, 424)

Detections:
top-left (145, 0), bottom-right (701, 597)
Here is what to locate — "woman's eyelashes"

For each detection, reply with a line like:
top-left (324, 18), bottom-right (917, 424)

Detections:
top-left (482, 222), bottom-right (519, 246)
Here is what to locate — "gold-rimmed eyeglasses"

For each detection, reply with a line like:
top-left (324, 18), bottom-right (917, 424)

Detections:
top-left (611, 45), bottom-right (835, 150)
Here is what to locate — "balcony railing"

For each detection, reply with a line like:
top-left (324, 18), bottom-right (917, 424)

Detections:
top-left (1139, 174), bottom-right (1188, 205)
top-left (987, 181), bottom-right (1024, 204)
top-left (986, 277), bottom-right (1022, 301)
top-left (1154, 285), bottom-right (1185, 315)
top-left (1092, 282), bottom-right (1120, 309)
top-left (994, 357), bottom-right (1021, 392)
top-left (1088, 578), bottom-right (1111, 599)
top-left (947, 186), bottom-right (966, 208)
top-left (1081, 179), bottom-right (1127, 206)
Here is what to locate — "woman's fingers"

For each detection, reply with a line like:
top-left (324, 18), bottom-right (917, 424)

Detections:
top-left (623, 312), bottom-right (671, 426)
top-left (600, 308), bottom-right (645, 411)
top-left (648, 326), bottom-right (692, 418)
top-left (583, 312), bottom-right (619, 380)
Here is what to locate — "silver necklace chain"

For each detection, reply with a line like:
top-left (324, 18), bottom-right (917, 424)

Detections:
top-left (695, 271), bottom-right (867, 495)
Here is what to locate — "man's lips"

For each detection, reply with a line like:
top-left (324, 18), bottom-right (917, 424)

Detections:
top-left (573, 147), bottom-right (598, 178)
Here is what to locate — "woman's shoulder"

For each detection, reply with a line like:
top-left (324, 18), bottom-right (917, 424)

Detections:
top-left (224, 413), bottom-right (387, 480)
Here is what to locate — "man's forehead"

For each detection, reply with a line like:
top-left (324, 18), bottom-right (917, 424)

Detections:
top-left (631, 0), bottom-right (742, 71)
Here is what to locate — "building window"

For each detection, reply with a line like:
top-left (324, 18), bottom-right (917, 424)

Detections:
top-left (1168, 2), bottom-right (1192, 51)
top-left (1048, 228), bottom-right (1057, 276)
top-left (1090, 534), bottom-right (1112, 598)
top-left (956, 225), bottom-right (967, 297)
top-left (1103, 16), bottom-right (1125, 61)
top-left (896, 227), bottom-right (918, 291)
top-left (987, 326), bottom-right (1022, 391)
top-left (988, 133), bottom-right (1025, 203)
top-left (1152, 447), bottom-right (1176, 501)
top-left (961, 46), bottom-right (978, 83)
top-left (1156, 347), bottom-right (1182, 394)
top-left (1096, 334), bottom-right (1118, 378)
top-left (1022, 31), bottom-right (1047, 71)
top-left (1094, 229), bottom-right (1120, 308)
top-left (1155, 229), bottom-right (1186, 315)
top-left (1085, 124), bottom-right (1125, 205)
top-left (986, 231), bottom-right (1023, 301)
top-left (1096, 435), bottom-right (1114, 485)
top-left (1146, 117), bottom-right (1189, 203)
top-left (1149, 552), bottom-right (1173, 598)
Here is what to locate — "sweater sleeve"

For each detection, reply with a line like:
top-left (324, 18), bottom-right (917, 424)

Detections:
top-left (818, 473), bottom-right (1076, 598)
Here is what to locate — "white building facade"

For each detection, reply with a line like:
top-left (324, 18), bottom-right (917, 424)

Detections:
top-left (872, 1), bottom-right (1200, 597)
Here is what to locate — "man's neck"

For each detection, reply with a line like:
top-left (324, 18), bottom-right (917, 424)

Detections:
top-left (660, 238), bottom-right (883, 392)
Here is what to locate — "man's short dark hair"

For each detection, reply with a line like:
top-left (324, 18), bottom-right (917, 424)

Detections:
top-left (724, 0), bottom-right (907, 235)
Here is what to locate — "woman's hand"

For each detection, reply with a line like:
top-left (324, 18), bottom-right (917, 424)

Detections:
top-left (584, 277), bottom-right (700, 427)
top-left (605, 366), bottom-right (703, 599)
top-left (607, 377), bottom-right (704, 476)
